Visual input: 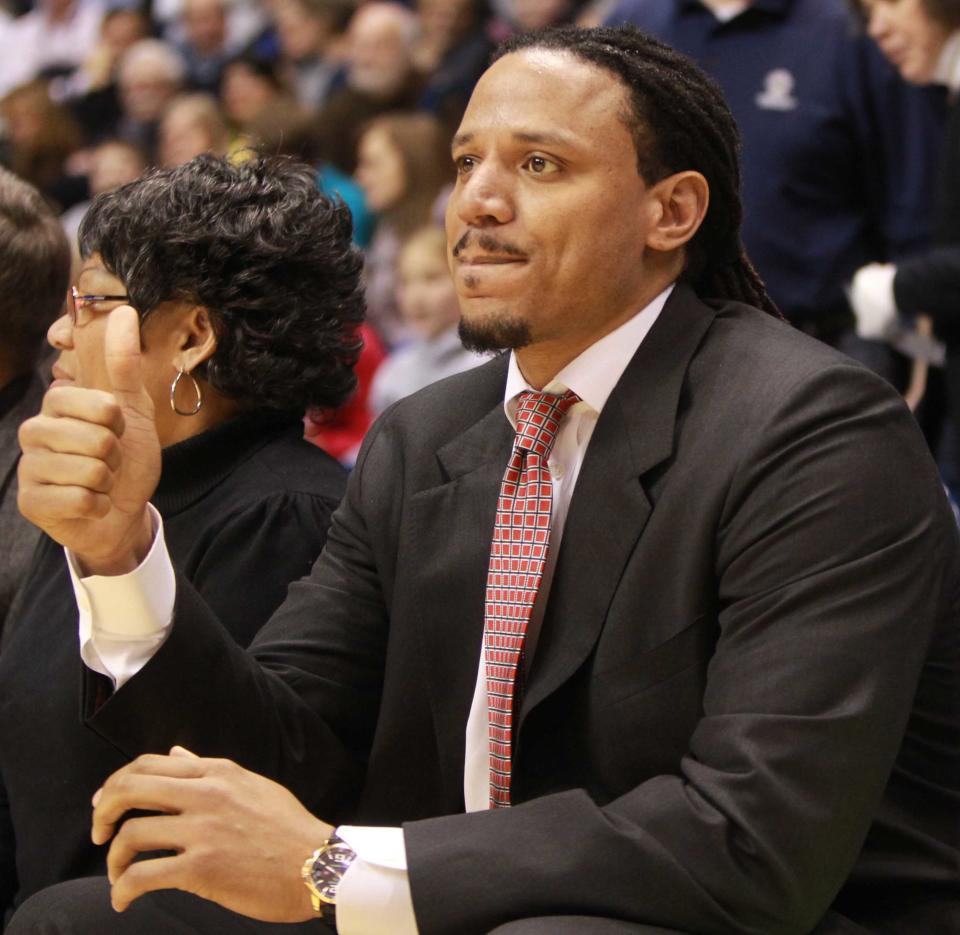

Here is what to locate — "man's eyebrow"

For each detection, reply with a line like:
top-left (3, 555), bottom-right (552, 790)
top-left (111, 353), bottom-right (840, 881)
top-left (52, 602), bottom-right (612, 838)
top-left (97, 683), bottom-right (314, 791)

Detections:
top-left (512, 131), bottom-right (577, 147)
top-left (452, 130), bottom-right (579, 150)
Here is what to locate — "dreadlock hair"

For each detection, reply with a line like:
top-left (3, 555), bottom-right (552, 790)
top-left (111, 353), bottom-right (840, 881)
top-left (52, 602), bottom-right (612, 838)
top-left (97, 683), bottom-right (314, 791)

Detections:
top-left (494, 25), bottom-right (781, 317)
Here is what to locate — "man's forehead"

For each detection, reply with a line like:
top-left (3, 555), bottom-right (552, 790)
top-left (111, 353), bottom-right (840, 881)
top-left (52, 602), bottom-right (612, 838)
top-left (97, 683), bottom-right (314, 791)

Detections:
top-left (475, 48), bottom-right (626, 103)
top-left (458, 49), bottom-right (631, 143)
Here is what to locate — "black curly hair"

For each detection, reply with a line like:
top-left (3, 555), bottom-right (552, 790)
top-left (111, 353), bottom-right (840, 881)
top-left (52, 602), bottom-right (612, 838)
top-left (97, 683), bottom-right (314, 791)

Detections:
top-left (495, 26), bottom-right (780, 317)
top-left (78, 154), bottom-right (365, 413)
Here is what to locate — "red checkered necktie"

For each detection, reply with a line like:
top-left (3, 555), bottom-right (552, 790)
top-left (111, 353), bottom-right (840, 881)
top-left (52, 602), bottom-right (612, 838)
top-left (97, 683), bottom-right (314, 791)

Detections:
top-left (484, 389), bottom-right (579, 808)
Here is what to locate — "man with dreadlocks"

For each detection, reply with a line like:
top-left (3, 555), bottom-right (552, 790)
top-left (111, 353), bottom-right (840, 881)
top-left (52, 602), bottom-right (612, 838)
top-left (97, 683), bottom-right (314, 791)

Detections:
top-left (13, 24), bottom-right (959, 935)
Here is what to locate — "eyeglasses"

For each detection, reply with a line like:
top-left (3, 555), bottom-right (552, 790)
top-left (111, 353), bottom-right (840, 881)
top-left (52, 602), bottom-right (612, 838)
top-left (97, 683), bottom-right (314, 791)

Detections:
top-left (67, 285), bottom-right (130, 327)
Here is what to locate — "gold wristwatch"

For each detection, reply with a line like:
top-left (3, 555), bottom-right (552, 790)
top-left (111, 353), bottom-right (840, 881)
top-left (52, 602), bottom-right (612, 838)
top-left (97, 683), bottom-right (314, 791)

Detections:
top-left (301, 833), bottom-right (357, 924)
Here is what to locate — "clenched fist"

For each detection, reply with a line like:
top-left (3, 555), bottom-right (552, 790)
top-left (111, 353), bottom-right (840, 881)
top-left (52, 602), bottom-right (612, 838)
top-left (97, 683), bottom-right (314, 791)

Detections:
top-left (18, 306), bottom-right (161, 575)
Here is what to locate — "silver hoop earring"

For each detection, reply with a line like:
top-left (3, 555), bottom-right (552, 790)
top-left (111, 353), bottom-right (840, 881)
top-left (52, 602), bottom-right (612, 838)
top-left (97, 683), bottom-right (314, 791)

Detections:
top-left (170, 367), bottom-right (203, 416)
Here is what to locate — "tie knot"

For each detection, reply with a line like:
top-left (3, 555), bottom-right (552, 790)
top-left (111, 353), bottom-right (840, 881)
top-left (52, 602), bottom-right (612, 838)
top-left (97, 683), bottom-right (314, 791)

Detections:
top-left (513, 390), bottom-right (579, 457)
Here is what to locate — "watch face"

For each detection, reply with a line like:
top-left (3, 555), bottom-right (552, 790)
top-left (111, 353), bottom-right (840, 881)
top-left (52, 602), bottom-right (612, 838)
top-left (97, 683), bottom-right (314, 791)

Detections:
top-left (310, 842), bottom-right (357, 903)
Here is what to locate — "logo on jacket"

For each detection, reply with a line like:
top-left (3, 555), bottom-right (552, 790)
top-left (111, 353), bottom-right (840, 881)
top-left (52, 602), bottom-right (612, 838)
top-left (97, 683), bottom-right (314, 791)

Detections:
top-left (755, 69), bottom-right (798, 111)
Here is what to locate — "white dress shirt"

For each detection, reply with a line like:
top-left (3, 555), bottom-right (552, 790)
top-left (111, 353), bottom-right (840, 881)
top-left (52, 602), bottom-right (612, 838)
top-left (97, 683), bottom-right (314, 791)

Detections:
top-left (69, 285), bottom-right (672, 933)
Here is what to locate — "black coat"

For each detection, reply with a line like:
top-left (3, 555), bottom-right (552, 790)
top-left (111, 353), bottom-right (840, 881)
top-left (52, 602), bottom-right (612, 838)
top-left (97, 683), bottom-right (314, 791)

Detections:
top-left (78, 288), bottom-right (959, 934)
top-left (0, 414), bottom-right (346, 921)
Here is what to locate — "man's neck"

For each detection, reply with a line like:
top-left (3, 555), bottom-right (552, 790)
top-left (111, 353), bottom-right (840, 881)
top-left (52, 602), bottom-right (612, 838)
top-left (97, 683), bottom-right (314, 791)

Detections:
top-left (515, 277), bottom-right (678, 390)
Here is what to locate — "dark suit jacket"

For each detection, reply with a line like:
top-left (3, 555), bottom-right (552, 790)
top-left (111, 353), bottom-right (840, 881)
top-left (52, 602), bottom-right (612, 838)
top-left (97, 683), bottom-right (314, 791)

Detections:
top-left (85, 286), bottom-right (960, 935)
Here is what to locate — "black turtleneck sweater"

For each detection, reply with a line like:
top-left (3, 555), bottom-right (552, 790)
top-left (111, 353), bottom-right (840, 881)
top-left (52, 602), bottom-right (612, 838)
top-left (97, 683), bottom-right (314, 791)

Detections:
top-left (0, 414), bottom-right (346, 922)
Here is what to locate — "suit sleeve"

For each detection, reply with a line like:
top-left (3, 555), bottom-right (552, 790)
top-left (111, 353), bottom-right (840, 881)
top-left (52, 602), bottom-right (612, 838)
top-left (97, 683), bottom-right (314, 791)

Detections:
top-left (402, 364), bottom-right (960, 935)
top-left (181, 490), bottom-right (340, 649)
top-left (0, 766), bottom-right (17, 922)
top-left (82, 423), bottom-right (397, 823)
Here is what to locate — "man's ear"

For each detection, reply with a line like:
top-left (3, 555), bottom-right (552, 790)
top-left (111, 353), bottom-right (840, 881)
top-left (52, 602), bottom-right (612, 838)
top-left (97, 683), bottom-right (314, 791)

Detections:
top-left (643, 170), bottom-right (710, 253)
top-left (174, 305), bottom-right (218, 374)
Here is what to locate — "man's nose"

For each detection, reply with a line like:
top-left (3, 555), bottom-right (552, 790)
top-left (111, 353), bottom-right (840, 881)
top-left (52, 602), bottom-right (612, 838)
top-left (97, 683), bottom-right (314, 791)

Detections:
top-left (452, 165), bottom-right (514, 227)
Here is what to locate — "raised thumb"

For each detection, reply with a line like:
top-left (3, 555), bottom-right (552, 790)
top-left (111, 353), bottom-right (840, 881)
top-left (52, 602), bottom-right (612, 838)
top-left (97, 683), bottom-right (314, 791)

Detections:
top-left (104, 305), bottom-right (145, 402)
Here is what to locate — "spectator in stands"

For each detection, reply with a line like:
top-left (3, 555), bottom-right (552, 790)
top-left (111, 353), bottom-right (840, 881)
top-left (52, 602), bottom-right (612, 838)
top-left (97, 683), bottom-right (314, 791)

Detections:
top-left (313, 2), bottom-right (421, 174)
top-left (0, 169), bottom-right (71, 638)
top-left (61, 139), bottom-right (147, 252)
top-left (116, 39), bottom-right (186, 162)
top-left (355, 111), bottom-right (452, 345)
top-left (494, 0), bottom-right (583, 33)
top-left (177, 0), bottom-right (232, 95)
top-left (0, 155), bottom-right (361, 920)
top-left (851, 0), bottom-right (960, 498)
top-left (370, 225), bottom-right (485, 414)
top-left (304, 322), bottom-right (386, 466)
top-left (0, 81), bottom-right (83, 210)
top-left (220, 52), bottom-right (293, 145)
top-left (158, 93), bottom-right (230, 167)
top-left (61, 7), bottom-right (149, 149)
top-left (272, 0), bottom-right (354, 109)
top-left (412, 0), bottom-right (492, 129)
top-left (605, 0), bottom-right (945, 385)
top-left (0, 0), bottom-right (104, 98)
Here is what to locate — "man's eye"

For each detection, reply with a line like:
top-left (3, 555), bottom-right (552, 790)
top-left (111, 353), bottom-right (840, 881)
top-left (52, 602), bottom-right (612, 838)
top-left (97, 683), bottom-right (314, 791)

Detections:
top-left (455, 155), bottom-right (477, 175)
top-left (524, 156), bottom-right (559, 175)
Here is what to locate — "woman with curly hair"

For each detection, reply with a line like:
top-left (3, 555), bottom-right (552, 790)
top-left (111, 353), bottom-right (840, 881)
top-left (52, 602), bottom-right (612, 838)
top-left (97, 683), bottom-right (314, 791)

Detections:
top-left (0, 154), bottom-right (364, 922)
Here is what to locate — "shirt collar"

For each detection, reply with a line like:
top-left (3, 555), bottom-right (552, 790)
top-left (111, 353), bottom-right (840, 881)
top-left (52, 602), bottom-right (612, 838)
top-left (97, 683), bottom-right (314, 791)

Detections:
top-left (503, 284), bottom-right (674, 427)
top-left (934, 31), bottom-right (960, 92)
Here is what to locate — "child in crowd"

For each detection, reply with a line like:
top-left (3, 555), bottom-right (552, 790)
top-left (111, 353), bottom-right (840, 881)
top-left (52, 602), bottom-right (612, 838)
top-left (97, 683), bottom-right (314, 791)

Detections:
top-left (369, 225), bottom-right (485, 414)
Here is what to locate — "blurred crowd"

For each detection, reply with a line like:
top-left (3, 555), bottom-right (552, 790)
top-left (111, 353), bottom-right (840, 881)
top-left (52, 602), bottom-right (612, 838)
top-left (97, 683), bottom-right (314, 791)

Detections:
top-left (0, 0), bottom-right (619, 462)
top-left (0, 0), bottom-right (956, 485)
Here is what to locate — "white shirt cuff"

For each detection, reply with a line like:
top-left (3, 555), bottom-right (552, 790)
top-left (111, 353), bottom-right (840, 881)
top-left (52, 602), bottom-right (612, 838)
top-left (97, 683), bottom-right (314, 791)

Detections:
top-left (335, 826), bottom-right (418, 935)
top-left (68, 504), bottom-right (176, 690)
top-left (849, 263), bottom-right (898, 340)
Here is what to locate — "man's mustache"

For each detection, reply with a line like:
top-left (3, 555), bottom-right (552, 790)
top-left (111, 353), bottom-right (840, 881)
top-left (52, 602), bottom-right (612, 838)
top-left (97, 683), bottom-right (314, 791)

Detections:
top-left (451, 231), bottom-right (527, 258)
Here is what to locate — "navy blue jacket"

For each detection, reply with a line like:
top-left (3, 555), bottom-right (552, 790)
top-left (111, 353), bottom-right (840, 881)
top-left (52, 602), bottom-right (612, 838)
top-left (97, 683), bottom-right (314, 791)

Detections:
top-left (607, 0), bottom-right (945, 328)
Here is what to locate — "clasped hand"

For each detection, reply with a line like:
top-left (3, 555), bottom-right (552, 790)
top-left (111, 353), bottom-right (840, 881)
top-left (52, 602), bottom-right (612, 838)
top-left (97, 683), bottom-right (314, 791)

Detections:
top-left (92, 748), bottom-right (333, 921)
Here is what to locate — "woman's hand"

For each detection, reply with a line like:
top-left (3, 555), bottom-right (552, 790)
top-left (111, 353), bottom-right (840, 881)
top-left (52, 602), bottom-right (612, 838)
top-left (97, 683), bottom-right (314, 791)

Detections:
top-left (18, 306), bottom-right (161, 574)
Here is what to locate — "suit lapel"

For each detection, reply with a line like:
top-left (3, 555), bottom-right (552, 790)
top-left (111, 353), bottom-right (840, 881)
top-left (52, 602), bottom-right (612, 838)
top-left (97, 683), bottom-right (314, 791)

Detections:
top-left (403, 287), bottom-right (718, 793)
top-left (405, 369), bottom-right (514, 806)
top-left (520, 285), bottom-right (718, 724)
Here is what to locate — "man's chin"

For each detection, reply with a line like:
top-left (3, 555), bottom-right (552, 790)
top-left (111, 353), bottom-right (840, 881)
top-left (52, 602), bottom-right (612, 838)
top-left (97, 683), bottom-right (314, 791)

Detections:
top-left (458, 312), bottom-right (532, 354)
